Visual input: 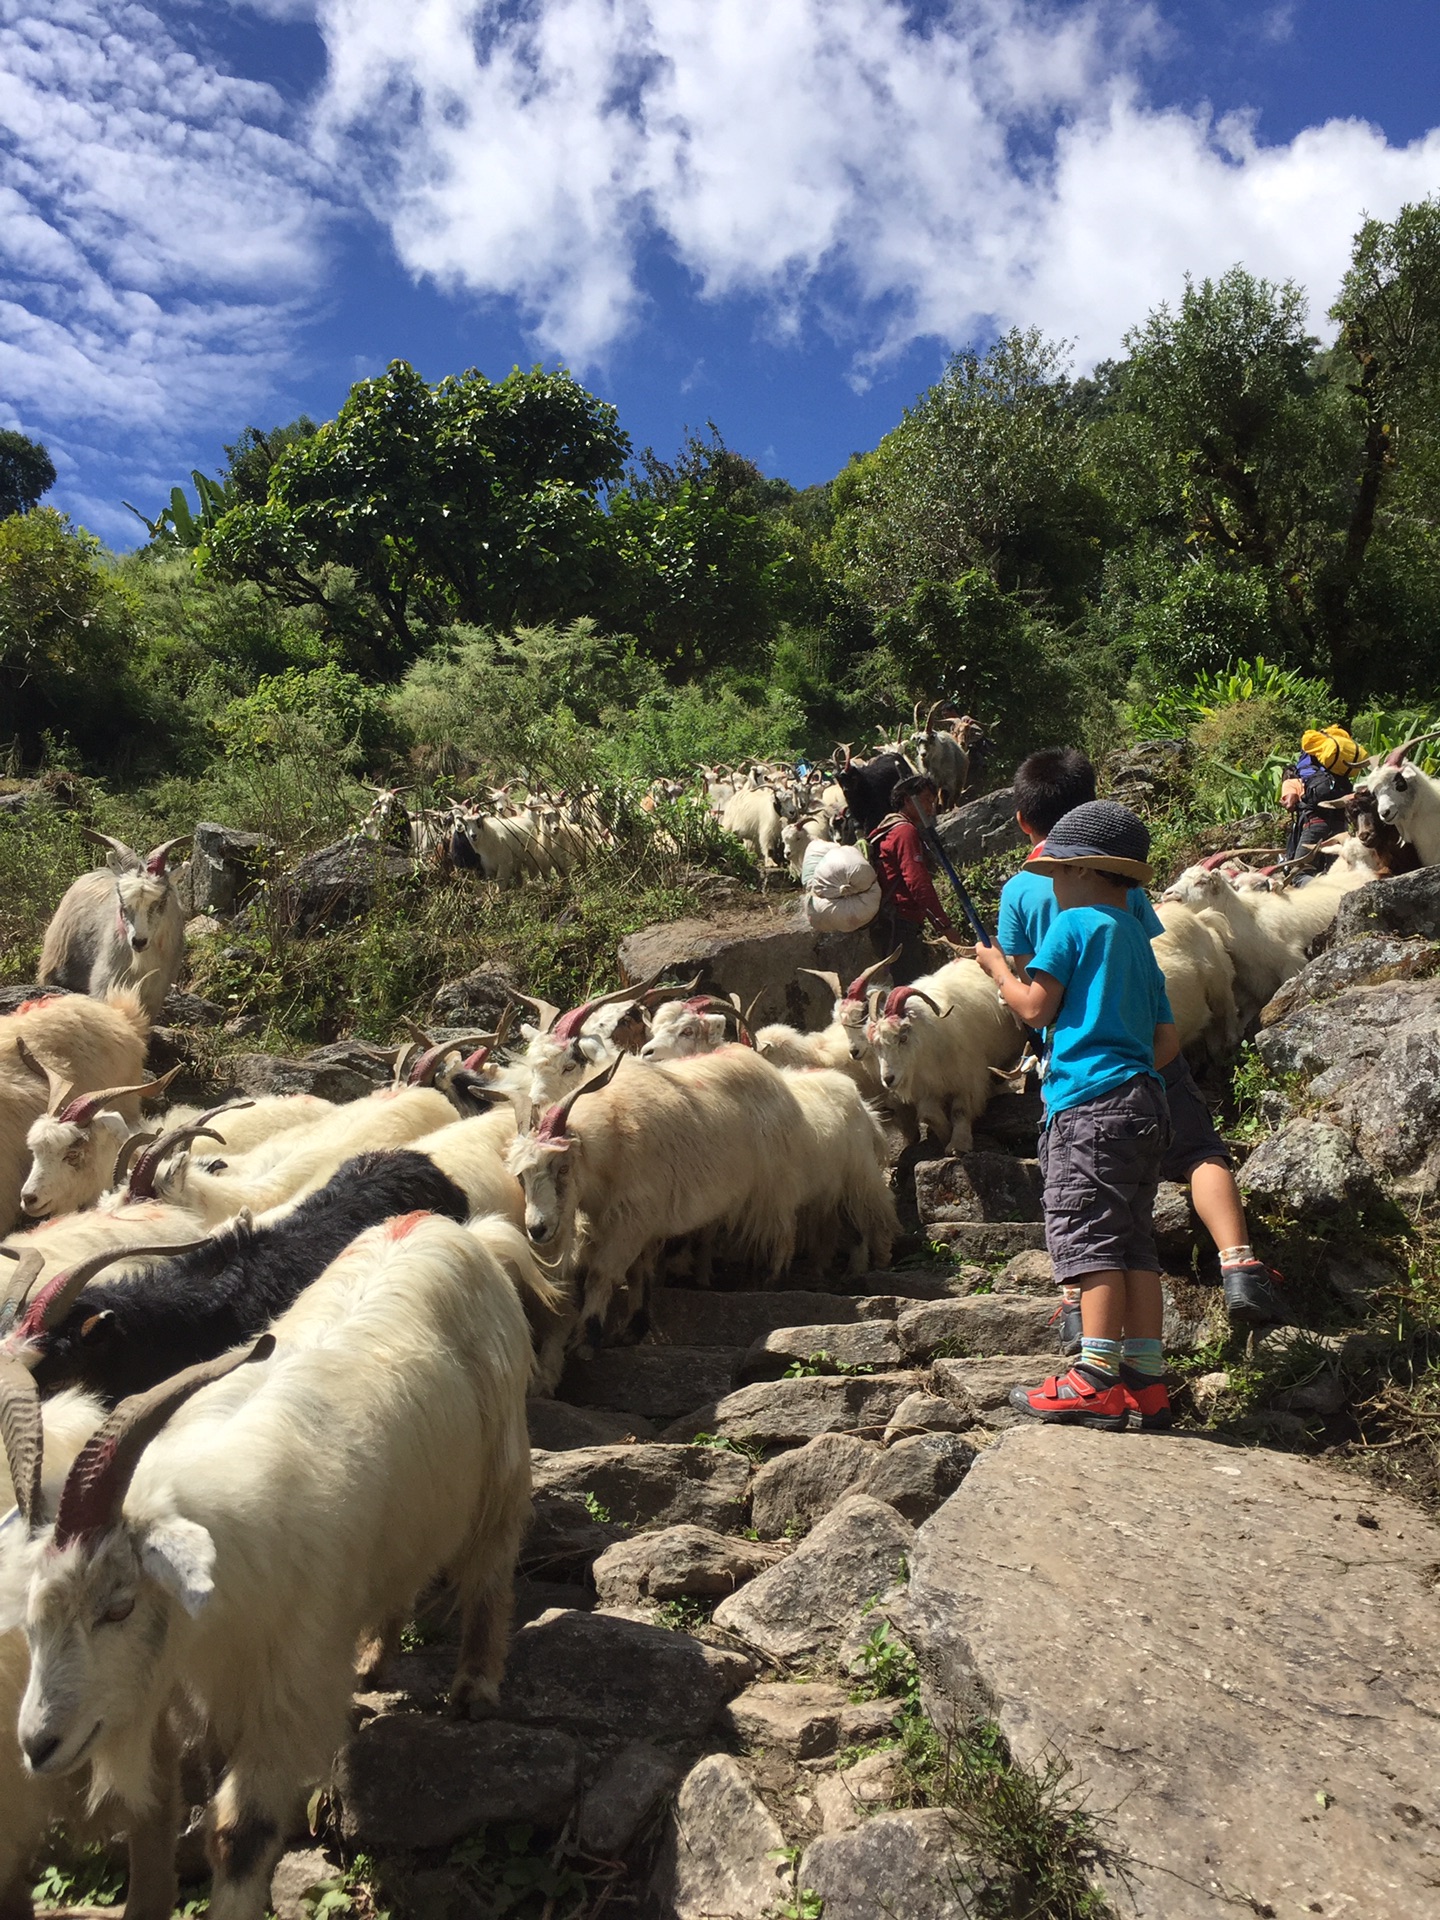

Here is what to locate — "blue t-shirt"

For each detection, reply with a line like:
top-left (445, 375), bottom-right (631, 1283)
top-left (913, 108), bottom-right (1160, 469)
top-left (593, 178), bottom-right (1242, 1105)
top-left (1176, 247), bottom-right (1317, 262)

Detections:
top-left (1029, 905), bottom-right (1168, 1116)
top-left (998, 865), bottom-right (1164, 953)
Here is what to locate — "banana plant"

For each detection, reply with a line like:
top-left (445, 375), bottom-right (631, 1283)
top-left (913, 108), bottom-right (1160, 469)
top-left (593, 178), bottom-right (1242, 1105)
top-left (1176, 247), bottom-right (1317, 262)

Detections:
top-left (123, 470), bottom-right (236, 548)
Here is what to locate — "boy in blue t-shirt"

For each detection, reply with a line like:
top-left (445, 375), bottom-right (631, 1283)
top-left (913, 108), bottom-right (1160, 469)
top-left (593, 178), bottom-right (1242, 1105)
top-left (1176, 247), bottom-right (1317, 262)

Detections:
top-left (976, 801), bottom-right (1172, 1430)
top-left (999, 749), bottom-right (1286, 1351)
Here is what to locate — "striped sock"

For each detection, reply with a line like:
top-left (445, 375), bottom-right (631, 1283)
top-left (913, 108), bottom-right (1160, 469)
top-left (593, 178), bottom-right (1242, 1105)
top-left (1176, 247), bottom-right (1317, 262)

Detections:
top-left (1122, 1337), bottom-right (1165, 1379)
top-left (1077, 1336), bottom-right (1121, 1382)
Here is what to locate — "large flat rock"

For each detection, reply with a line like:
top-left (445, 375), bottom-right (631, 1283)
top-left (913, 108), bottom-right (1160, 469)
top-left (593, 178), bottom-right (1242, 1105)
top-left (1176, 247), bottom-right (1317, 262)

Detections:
top-left (618, 901), bottom-right (892, 1028)
top-left (650, 1287), bottom-right (870, 1347)
top-left (531, 1443), bottom-right (752, 1529)
top-left (559, 1346), bottom-right (742, 1419)
top-left (663, 1371), bottom-right (926, 1445)
top-left (903, 1426), bottom-right (1440, 1919)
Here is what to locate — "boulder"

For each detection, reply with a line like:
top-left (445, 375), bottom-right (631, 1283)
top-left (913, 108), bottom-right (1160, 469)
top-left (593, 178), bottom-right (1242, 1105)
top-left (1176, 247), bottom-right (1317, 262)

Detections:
top-left (903, 1424), bottom-right (1440, 1920)
top-left (858, 1432), bottom-right (978, 1522)
top-left (810, 1750), bottom-right (905, 1834)
top-left (1153, 1179), bottom-right (1196, 1267)
top-left (800, 1808), bottom-right (971, 1916)
top-left (926, 1222), bottom-right (1046, 1259)
top-left (1238, 1119), bottom-right (1381, 1216)
top-left (935, 785), bottom-right (1026, 864)
top-left (266, 837), bottom-right (417, 935)
top-left (1330, 862), bottom-right (1440, 943)
top-left (725, 1681), bottom-right (897, 1760)
top-left (559, 1347), bottom-right (742, 1421)
top-left (430, 965), bottom-right (518, 1028)
top-left (592, 1526), bottom-right (784, 1605)
top-left (530, 1444), bottom-right (751, 1530)
top-left (1333, 1003), bottom-right (1440, 1198)
top-left (738, 1319), bottom-right (900, 1382)
top-left (650, 1754), bottom-right (788, 1920)
top-left (712, 1494), bottom-right (915, 1661)
top-left (1261, 933), bottom-right (1440, 1026)
top-left (914, 1152), bottom-right (1042, 1226)
top-left (932, 1356), bottom-right (1051, 1425)
top-left (1101, 736), bottom-right (1192, 807)
top-left (268, 1849), bottom-right (334, 1920)
top-left (974, 1086), bottom-right (1042, 1152)
top-left (527, 1401), bottom-right (656, 1450)
top-left (651, 1287), bottom-right (868, 1348)
top-left (183, 821), bottom-right (277, 917)
top-left (617, 901), bottom-right (893, 1029)
top-left (665, 1372), bottom-right (924, 1447)
top-left (896, 1294), bottom-right (1057, 1361)
top-left (749, 1432), bottom-right (882, 1539)
top-left (335, 1718), bottom-right (580, 1847)
top-left (498, 1607), bottom-right (752, 1740)
top-left (216, 1045), bottom-right (394, 1104)
top-left (158, 989), bottom-right (225, 1028)
top-left (577, 1742), bottom-right (685, 1858)
top-left (997, 1248), bottom-right (1054, 1292)
top-left (1256, 978), bottom-right (1436, 1093)
top-left (522, 1495), bottom-right (629, 1576)
top-left (882, 1391), bottom-right (975, 1442)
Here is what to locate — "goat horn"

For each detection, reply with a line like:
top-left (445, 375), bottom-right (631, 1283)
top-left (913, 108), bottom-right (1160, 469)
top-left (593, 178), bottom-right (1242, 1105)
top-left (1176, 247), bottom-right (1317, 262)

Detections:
top-left (0, 1249), bottom-right (45, 1335)
top-left (923, 700), bottom-right (946, 734)
top-left (1383, 726), bottom-right (1440, 769)
top-left (80, 828), bottom-right (140, 865)
top-left (883, 985), bottom-right (948, 1019)
top-left (144, 837), bottom-right (190, 875)
top-left (53, 1335), bottom-right (276, 1552)
top-left (690, 996), bottom-right (754, 1045)
top-left (844, 948), bottom-right (903, 1001)
top-left (112, 1130), bottom-right (159, 1185)
top-left (408, 1040), bottom-right (474, 1087)
top-left (54, 1064), bottom-right (182, 1128)
top-left (798, 968), bottom-right (844, 1001)
top-left (126, 1124), bottom-right (226, 1200)
top-left (18, 1233), bottom-right (218, 1343)
top-left (0, 1352), bottom-right (42, 1526)
top-left (509, 990), bottom-right (562, 1035)
top-left (637, 973), bottom-right (704, 1009)
top-left (534, 1056), bottom-right (623, 1142)
top-left (551, 969), bottom-right (667, 1043)
top-left (401, 1017), bottom-right (434, 1047)
top-left (13, 1037), bottom-right (70, 1112)
top-left (743, 990), bottom-right (766, 1028)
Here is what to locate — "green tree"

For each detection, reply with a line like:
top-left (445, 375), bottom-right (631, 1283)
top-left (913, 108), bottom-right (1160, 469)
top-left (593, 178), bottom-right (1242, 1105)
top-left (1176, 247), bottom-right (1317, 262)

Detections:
top-left (203, 361), bottom-right (628, 662)
top-left (0, 508), bottom-right (144, 754)
top-left (0, 431), bottom-right (56, 519)
top-left (829, 329), bottom-right (1111, 617)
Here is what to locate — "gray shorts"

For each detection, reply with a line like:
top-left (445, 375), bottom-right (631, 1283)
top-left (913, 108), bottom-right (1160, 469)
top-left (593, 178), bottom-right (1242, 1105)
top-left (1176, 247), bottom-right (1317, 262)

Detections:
top-left (1159, 1053), bottom-right (1233, 1182)
top-left (1039, 1074), bottom-right (1170, 1283)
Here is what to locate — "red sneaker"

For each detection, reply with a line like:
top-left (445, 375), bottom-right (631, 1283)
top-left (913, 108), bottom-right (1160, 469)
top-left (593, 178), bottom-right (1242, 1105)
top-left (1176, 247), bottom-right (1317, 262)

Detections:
top-left (1120, 1374), bottom-right (1173, 1432)
top-left (1008, 1367), bottom-right (1129, 1430)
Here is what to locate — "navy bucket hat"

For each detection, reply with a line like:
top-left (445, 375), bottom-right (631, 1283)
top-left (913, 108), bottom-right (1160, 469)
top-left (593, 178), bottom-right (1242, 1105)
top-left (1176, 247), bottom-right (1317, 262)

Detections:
top-left (1025, 799), bottom-right (1152, 885)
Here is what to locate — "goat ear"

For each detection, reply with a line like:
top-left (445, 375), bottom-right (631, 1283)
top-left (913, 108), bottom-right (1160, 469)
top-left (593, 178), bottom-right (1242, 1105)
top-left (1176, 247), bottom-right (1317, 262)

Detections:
top-left (78, 1310), bottom-right (115, 1346)
top-left (140, 1516), bottom-right (215, 1617)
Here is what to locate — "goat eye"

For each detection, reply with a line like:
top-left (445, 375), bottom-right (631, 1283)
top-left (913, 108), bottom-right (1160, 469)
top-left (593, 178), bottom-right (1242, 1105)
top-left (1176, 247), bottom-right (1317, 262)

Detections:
top-left (100, 1596), bottom-right (134, 1625)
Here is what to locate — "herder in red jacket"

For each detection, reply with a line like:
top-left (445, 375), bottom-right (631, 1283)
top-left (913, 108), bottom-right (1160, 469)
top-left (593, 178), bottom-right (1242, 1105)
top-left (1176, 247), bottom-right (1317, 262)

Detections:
top-left (869, 773), bottom-right (967, 982)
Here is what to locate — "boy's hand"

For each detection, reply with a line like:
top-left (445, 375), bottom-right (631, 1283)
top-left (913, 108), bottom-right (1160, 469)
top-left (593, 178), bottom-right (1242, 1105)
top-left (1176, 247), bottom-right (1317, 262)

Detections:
top-left (973, 943), bottom-right (1008, 983)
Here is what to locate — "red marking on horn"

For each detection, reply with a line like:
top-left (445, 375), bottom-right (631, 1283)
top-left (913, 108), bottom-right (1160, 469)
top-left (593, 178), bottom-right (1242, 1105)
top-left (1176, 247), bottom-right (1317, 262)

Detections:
top-left (16, 1269), bottom-right (75, 1344)
top-left (407, 1042), bottom-right (456, 1086)
top-left (535, 1100), bottom-right (573, 1142)
top-left (459, 1045), bottom-right (491, 1071)
top-left (882, 986), bottom-right (921, 1018)
top-left (551, 1003), bottom-right (598, 1042)
top-left (1199, 853), bottom-right (1232, 871)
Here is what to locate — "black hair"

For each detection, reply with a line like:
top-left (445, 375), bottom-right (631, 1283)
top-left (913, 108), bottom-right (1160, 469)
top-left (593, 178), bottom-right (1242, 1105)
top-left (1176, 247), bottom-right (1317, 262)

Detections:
top-left (890, 772), bottom-right (940, 812)
top-left (1012, 747), bottom-right (1096, 835)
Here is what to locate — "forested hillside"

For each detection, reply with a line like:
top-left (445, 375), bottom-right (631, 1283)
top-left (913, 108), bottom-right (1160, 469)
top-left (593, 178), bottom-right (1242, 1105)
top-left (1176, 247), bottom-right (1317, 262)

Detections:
top-left (4, 200), bottom-right (1440, 1028)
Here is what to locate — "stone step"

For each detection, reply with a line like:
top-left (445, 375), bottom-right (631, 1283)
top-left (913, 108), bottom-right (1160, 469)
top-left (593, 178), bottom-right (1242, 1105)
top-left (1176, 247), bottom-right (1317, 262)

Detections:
top-left (527, 1400), bottom-right (656, 1450)
top-left (914, 1151), bottom-right (1042, 1227)
top-left (821, 1266), bottom-right (982, 1300)
top-left (896, 1293), bottom-right (1058, 1361)
top-left (927, 1222), bottom-right (1047, 1258)
top-left (931, 1354), bottom-right (1050, 1426)
top-left (662, 1371), bottom-right (927, 1448)
top-left (531, 1443), bottom-right (752, 1531)
top-left (558, 1346), bottom-right (742, 1421)
top-left (738, 1319), bottom-right (901, 1382)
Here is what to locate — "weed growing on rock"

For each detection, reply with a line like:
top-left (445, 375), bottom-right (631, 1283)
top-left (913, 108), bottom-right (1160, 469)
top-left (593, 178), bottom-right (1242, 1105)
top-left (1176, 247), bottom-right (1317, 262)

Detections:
top-left (655, 1595), bottom-right (716, 1631)
top-left (447, 1826), bottom-right (591, 1919)
top-left (31, 1840), bottom-right (126, 1910)
top-left (782, 1350), bottom-right (877, 1378)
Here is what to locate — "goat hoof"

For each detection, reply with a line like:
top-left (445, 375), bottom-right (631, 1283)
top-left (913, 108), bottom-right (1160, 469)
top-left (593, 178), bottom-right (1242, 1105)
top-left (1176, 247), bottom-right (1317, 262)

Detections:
top-left (449, 1676), bottom-right (500, 1721)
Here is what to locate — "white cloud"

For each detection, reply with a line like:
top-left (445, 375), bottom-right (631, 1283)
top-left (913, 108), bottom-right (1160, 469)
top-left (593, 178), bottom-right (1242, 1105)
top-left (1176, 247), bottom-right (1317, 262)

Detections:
top-left (0, 0), bottom-right (329, 444)
top-left (313, 0), bottom-right (1440, 370)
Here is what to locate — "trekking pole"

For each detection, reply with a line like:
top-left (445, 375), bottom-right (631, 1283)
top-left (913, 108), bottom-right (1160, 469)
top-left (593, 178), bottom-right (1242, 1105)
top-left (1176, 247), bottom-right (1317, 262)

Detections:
top-left (919, 819), bottom-right (992, 948)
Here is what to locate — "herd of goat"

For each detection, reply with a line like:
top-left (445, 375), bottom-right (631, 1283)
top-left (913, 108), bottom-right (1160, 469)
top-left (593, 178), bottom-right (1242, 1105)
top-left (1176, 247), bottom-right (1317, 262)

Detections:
top-left (1, 721), bottom-right (1438, 1918)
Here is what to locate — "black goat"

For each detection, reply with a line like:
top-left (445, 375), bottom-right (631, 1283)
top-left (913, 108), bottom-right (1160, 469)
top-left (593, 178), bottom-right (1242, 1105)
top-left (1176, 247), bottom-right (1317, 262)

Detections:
top-left (11, 1149), bottom-right (469, 1405)
top-left (835, 750), bottom-right (914, 838)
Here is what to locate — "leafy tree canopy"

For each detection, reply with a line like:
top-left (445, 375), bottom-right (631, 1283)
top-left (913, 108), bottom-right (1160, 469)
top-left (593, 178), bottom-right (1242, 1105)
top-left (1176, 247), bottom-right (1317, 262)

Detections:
top-left (0, 430), bottom-right (56, 519)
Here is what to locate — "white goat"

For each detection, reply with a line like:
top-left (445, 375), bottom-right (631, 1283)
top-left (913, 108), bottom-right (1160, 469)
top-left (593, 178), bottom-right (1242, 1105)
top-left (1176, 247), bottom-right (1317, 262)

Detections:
top-left (911, 701), bottom-right (968, 806)
top-left (1, 1196), bottom-right (216, 1297)
top-left (1364, 760), bottom-right (1440, 865)
top-left (782, 1068), bottom-right (898, 1277)
top-left (720, 785), bottom-right (785, 878)
top-left (639, 997), bottom-right (749, 1063)
top-left (754, 952), bottom-right (898, 1101)
top-left (782, 815), bottom-right (833, 878)
top-left (3, 1210), bottom-right (534, 1920)
top-left (141, 1086), bottom-right (456, 1227)
top-left (20, 1061), bottom-right (180, 1221)
top-left (1151, 902), bottom-right (1241, 1060)
top-left (452, 807), bottom-right (552, 887)
top-left (507, 1049), bottom-right (806, 1348)
top-left (866, 963), bottom-right (1025, 1153)
top-left (1, 992), bottom-right (151, 1237)
top-left (39, 833), bottom-right (188, 1022)
top-left (408, 1107), bottom-right (523, 1224)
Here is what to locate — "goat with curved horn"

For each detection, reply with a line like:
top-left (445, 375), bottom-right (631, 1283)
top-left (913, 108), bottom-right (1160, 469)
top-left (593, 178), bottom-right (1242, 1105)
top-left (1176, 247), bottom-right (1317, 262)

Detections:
top-left (549, 969), bottom-right (668, 1044)
top-left (1376, 726), bottom-right (1440, 770)
top-left (52, 1335), bottom-right (275, 1552)
top-left (126, 1123), bottom-right (227, 1200)
top-left (8, 1235), bottom-right (217, 1349)
top-left (882, 985), bottom-right (950, 1019)
top-left (112, 1129), bottom-right (160, 1186)
top-left (13, 1035), bottom-right (71, 1111)
top-left (509, 989), bottom-right (563, 1034)
top-left (51, 1063), bottom-right (182, 1128)
top-left (534, 1056), bottom-right (623, 1141)
top-left (844, 948), bottom-right (903, 1001)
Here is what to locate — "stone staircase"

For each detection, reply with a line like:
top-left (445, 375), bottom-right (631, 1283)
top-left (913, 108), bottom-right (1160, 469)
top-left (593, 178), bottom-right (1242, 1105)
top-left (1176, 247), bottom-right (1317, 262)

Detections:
top-left (278, 1127), bottom-right (1219, 1920)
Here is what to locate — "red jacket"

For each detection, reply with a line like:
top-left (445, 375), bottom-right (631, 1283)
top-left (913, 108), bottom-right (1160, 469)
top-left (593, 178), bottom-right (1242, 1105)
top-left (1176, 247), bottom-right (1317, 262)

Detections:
top-left (870, 817), bottom-right (956, 935)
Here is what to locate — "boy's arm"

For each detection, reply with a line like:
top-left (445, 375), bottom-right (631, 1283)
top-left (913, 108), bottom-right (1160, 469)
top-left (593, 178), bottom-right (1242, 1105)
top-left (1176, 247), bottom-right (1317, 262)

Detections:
top-left (974, 944), bottom-right (1062, 1026)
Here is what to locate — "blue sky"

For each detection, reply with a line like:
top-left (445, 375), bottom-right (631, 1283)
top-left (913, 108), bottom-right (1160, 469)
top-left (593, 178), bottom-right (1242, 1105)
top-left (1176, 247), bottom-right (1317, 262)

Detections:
top-left (3, 0), bottom-right (1438, 547)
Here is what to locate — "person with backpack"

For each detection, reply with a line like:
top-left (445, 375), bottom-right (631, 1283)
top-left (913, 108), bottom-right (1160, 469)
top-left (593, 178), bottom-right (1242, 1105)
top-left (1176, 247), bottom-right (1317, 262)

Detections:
top-left (868, 773), bottom-right (968, 982)
top-left (1280, 726), bottom-right (1363, 865)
